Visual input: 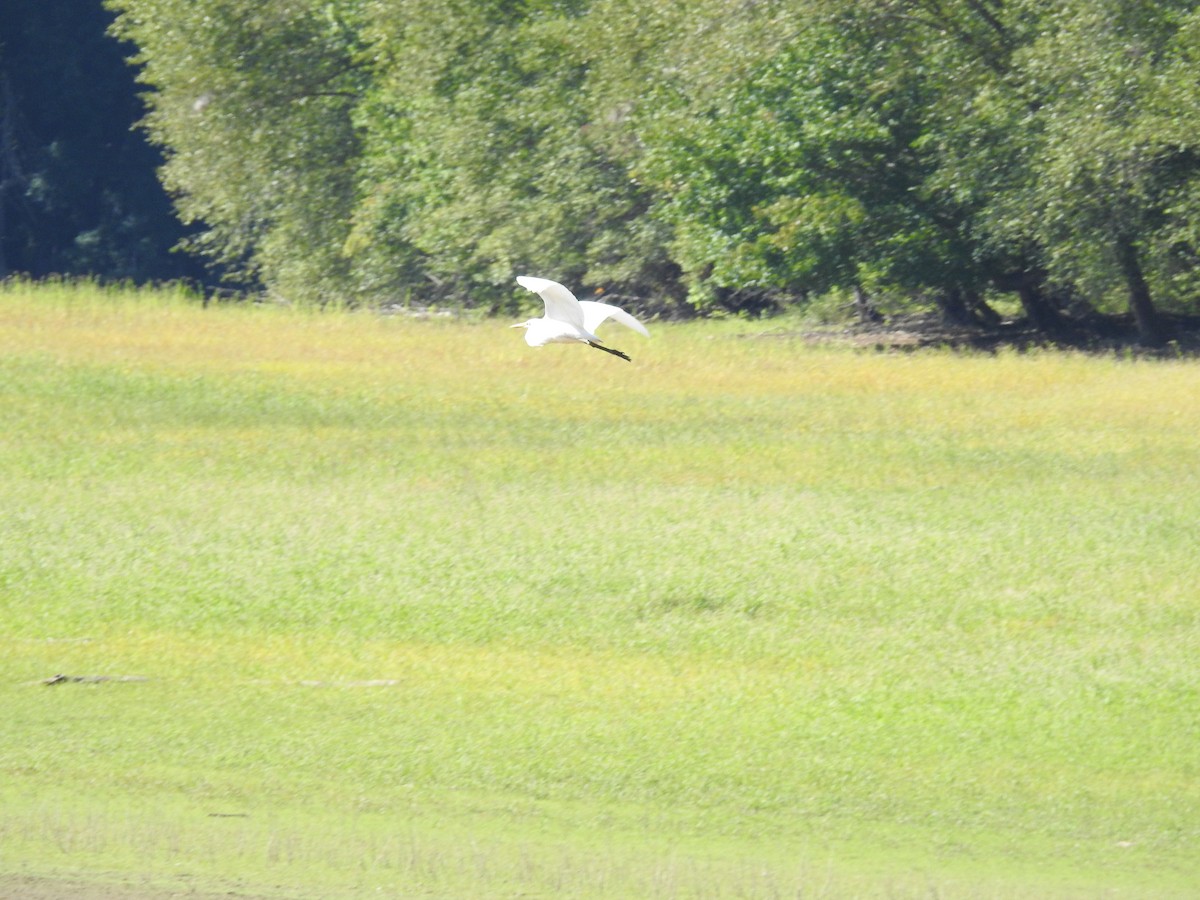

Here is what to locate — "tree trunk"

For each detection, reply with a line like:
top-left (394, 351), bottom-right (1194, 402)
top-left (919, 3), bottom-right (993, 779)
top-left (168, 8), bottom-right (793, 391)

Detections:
top-left (852, 284), bottom-right (883, 324)
top-left (1017, 280), bottom-right (1068, 335)
top-left (994, 270), bottom-right (1067, 335)
top-left (965, 289), bottom-right (1002, 326)
top-left (1115, 234), bottom-right (1169, 346)
top-left (933, 287), bottom-right (975, 326)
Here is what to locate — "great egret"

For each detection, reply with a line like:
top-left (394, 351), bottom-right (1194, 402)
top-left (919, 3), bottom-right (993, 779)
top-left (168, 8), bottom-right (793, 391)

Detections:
top-left (512, 275), bottom-right (649, 362)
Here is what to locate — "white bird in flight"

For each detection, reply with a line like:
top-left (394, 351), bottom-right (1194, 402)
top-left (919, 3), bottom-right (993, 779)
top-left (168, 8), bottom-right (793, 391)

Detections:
top-left (512, 276), bottom-right (649, 362)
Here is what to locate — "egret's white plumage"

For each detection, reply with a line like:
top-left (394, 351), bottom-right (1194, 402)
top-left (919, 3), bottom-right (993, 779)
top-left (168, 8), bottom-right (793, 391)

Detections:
top-left (512, 275), bottom-right (649, 361)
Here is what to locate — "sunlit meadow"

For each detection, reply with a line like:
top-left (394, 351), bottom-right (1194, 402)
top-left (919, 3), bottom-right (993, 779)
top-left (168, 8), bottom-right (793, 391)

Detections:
top-left (1, 281), bottom-right (1198, 897)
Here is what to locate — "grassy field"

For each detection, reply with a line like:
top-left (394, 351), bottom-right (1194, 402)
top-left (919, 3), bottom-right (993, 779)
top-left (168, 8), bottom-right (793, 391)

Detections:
top-left (1, 280), bottom-right (1198, 897)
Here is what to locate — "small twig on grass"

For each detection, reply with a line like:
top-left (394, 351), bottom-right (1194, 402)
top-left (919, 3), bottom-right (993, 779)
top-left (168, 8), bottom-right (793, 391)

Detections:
top-left (35, 674), bottom-right (150, 686)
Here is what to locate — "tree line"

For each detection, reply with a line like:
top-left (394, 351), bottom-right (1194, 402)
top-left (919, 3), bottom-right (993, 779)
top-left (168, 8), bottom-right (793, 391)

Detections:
top-left (11, 1), bottom-right (1200, 344)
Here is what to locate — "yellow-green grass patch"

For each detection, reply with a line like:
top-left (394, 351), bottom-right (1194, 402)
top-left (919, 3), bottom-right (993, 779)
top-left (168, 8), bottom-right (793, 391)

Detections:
top-left (2, 283), bottom-right (1198, 896)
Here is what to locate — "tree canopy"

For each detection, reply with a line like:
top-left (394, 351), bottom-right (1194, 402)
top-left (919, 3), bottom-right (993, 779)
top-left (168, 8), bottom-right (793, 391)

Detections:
top-left (20, 0), bottom-right (1200, 342)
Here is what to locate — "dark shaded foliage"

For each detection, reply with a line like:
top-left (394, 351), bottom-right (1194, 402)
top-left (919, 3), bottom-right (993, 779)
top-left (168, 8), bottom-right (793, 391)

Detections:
top-left (0, 0), bottom-right (205, 283)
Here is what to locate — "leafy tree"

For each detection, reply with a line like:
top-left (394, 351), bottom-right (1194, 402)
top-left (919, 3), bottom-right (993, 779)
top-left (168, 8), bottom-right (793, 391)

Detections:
top-left (1142, 7), bottom-right (1200, 305)
top-left (634, 6), bottom-right (989, 315)
top-left (1010, 0), bottom-right (1200, 344)
top-left (107, 0), bottom-right (366, 302)
top-left (866, 0), bottom-right (1071, 330)
top-left (656, 0), bottom-right (1200, 337)
top-left (346, 0), bottom-right (680, 311)
top-left (899, 0), bottom-right (1200, 342)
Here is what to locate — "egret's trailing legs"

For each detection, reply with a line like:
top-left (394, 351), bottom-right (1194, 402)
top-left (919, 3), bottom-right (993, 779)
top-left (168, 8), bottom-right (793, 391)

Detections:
top-left (585, 340), bottom-right (632, 361)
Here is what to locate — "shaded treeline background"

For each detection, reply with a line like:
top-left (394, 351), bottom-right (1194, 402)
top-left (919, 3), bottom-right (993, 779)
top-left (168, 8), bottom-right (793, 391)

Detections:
top-left (0, 0), bottom-right (204, 283)
top-left (7, 0), bottom-right (1200, 342)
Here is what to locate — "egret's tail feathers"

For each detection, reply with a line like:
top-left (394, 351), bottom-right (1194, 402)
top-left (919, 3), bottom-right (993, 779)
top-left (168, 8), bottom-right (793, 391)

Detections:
top-left (587, 340), bottom-right (632, 362)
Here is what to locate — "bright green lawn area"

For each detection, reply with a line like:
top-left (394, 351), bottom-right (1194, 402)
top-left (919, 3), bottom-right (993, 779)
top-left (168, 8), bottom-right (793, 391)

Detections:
top-left (1, 282), bottom-right (1198, 897)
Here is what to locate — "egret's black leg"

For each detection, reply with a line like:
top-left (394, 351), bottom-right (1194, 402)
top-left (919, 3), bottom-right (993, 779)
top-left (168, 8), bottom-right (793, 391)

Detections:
top-left (587, 341), bottom-right (632, 361)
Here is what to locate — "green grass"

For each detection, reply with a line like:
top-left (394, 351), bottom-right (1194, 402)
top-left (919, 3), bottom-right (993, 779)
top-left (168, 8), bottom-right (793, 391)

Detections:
top-left (1, 280), bottom-right (1198, 897)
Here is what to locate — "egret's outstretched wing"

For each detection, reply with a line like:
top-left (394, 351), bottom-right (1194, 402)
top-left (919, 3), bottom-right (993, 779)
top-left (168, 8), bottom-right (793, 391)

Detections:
top-left (579, 300), bottom-right (650, 338)
top-left (516, 276), bottom-right (585, 331)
